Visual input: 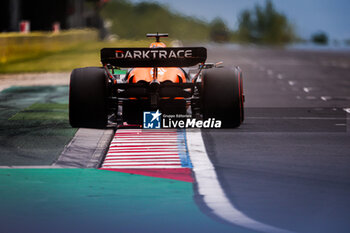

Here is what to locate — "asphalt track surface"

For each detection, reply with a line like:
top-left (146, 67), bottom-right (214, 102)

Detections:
top-left (200, 46), bottom-right (350, 233)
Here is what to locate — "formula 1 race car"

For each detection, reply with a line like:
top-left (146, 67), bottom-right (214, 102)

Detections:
top-left (69, 33), bottom-right (244, 128)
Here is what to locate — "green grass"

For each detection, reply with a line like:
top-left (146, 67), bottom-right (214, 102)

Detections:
top-left (0, 86), bottom-right (77, 165)
top-left (0, 29), bottom-right (99, 64)
top-left (0, 30), bottom-right (150, 74)
top-left (9, 103), bottom-right (69, 121)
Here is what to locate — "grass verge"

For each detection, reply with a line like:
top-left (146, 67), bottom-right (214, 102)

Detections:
top-left (0, 85), bottom-right (76, 165)
top-left (0, 30), bottom-right (150, 74)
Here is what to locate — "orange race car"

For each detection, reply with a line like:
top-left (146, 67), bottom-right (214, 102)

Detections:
top-left (69, 33), bottom-right (244, 128)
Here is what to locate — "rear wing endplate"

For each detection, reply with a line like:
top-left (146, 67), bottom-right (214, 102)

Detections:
top-left (101, 47), bottom-right (207, 67)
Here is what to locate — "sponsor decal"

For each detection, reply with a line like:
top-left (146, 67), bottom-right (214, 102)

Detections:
top-left (143, 111), bottom-right (222, 129)
top-left (115, 49), bottom-right (193, 59)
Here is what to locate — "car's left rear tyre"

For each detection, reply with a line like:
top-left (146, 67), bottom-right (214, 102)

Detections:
top-left (69, 67), bottom-right (108, 128)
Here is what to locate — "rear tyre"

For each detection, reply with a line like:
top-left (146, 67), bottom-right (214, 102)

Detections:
top-left (238, 68), bottom-right (244, 123)
top-left (202, 67), bottom-right (244, 128)
top-left (69, 67), bottom-right (108, 128)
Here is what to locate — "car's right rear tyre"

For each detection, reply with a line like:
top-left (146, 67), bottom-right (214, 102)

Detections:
top-left (69, 67), bottom-right (108, 128)
top-left (201, 67), bottom-right (244, 128)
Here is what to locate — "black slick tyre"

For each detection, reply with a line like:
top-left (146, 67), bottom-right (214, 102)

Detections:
top-left (202, 67), bottom-right (243, 128)
top-left (69, 67), bottom-right (108, 128)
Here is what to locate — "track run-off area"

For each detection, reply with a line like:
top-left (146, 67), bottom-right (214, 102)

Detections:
top-left (1, 45), bottom-right (350, 233)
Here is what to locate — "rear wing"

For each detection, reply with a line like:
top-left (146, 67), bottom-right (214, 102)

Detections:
top-left (101, 47), bottom-right (207, 67)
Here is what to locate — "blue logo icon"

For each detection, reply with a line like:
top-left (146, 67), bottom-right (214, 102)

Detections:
top-left (143, 110), bottom-right (162, 129)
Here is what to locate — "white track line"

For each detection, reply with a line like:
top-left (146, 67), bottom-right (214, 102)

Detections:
top-left (288, 81), bottom-right (296, 86)
top-left (108, 149), bottom-right (182, 152)
top-left (114, 139), bottom-right (178, 141)
top-left (116, 132), bottom-right (178, 134)
top-left (345, 108), bottom-right (350, 133)
top-left (114, 137), bottom-right (177, 141)
top-left (107, 152), bottom-right (179, 155)
top-left (103, 161), bottom-right (181, 165)
top-left (186, 129), bottom-right (293, 233)
top-left (113, 141), bottom-right (179, 143)
top-left (102, 165), bottom-right (183, 169)
top-left (115, 136), bottom-right (178, 138)
top-left (110, 142), bottom-right (179, 146)
top-left (108, 148), bottom-right (181, 150)
top-left (109, 145), bottom-right (180, 147)
top-left (104, 155), bottom-right (181, 159)
top-left (104, 159), bottom-right (181, 162)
